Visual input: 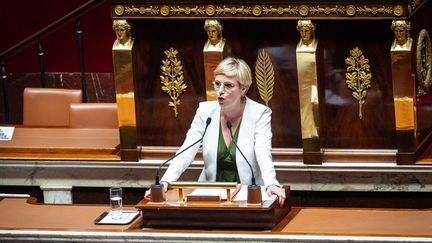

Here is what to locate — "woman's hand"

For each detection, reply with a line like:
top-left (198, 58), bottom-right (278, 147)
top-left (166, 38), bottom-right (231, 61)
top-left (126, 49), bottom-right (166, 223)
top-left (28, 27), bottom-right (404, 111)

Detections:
top-left (144, 181), bottom-right (169, 199)
top-left (266, 185), bottom-right (285, 207)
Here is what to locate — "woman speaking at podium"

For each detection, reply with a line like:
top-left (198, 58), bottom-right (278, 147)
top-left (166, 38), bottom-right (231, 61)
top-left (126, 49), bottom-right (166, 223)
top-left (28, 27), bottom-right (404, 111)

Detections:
top-left (155, 57), bottom-right (285, 206)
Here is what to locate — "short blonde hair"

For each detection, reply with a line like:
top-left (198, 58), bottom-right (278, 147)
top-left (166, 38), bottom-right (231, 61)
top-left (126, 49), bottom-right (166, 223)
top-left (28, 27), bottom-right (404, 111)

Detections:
top-left (213, 57), bottom-right (252, 87)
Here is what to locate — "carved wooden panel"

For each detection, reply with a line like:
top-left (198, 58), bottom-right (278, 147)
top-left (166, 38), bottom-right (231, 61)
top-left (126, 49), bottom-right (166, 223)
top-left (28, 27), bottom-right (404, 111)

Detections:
top-left (132, 18), bottom-right (400, 150)
top-left (133, 20), bottom-right (302, 148)
top-left (317, 20), bottom-right (396, 149)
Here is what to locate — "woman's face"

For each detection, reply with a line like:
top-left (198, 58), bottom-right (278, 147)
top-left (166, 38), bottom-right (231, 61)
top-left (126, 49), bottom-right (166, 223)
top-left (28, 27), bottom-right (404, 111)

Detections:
top-left (214, 74), bottom-right (245, 110)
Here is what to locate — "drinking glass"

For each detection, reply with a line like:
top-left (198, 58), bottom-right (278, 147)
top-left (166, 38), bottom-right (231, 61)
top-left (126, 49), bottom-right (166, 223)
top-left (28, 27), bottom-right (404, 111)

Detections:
top-left (109, 187), bottom-right (122, 220)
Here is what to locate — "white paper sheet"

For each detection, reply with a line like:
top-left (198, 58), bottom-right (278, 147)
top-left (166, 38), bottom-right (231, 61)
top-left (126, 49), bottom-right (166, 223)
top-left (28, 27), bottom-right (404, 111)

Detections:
top-left (188, 184), bottom-right (277, 202)
top-left (0, 126), bottom-right (15, 141)
top-left (95, 210), bottom-right (140, 224)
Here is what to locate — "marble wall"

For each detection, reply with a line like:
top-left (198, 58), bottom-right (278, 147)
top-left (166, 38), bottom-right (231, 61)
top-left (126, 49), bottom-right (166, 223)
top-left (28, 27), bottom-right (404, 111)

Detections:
top-left (1, 159), bottom-right (432, 205)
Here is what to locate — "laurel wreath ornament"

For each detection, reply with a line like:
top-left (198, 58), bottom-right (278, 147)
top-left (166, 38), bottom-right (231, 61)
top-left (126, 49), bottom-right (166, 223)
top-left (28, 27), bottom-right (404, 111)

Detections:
top-left (416, 29), bottom-right (432, 97)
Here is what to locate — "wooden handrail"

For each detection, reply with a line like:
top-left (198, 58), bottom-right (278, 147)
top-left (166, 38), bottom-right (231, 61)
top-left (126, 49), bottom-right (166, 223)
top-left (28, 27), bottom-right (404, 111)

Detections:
top-left (0, 0), bottom-right (106, 65)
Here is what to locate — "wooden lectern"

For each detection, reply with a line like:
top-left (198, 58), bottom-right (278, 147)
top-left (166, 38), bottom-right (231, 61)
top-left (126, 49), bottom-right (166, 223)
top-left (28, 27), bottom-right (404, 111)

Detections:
top-left (136, 184), bottom-right (290, 230)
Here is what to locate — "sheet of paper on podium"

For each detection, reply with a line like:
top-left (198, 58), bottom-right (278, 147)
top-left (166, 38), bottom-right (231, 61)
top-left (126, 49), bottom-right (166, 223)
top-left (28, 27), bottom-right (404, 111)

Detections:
top-left (94, 210), bottom-right (140, 225)
top-left (0, 127), bottom-right (15, 141)
top-left (189, 184), bottom-right (277, 202)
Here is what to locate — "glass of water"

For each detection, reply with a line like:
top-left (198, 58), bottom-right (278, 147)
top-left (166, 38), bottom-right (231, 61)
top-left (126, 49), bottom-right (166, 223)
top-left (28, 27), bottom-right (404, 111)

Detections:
top-left (110, 187), bottom-right (122, 220)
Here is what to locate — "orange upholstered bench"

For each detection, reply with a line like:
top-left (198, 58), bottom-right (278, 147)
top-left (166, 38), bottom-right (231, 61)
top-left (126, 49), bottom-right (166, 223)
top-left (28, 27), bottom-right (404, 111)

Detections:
top-left (69, 103), bottom-right (118, 128)
top-left (23, 88), bottom-right (82, 127)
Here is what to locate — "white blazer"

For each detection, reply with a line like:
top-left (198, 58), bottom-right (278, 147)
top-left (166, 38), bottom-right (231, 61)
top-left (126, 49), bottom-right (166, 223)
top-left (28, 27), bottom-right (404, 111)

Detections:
top-left (161, 97), bottom-right (280, 187)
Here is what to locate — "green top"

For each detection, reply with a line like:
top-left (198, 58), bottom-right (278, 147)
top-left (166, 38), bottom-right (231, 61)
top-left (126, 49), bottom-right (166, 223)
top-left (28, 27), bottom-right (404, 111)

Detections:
top-left (216, 121), bottom-right (241, 183)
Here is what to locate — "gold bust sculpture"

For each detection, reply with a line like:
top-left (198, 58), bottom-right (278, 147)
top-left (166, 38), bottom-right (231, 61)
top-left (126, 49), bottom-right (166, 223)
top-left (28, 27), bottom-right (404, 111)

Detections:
top-left (112, 19), bottom-right (133, 49)
top-left (391, 20), bottom-right (412, 50)
top-left (203, 19), bottom-right (225, 52)
top-left (296, 20), bottom-right (317, 49)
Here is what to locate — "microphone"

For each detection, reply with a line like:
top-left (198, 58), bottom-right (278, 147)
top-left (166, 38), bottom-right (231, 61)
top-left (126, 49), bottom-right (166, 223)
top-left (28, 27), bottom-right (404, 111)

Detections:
top-left (226, 121), bottom-right (256, 186)
top-left (150, 117), bottom-right (212, 202)
top-left (227, 121), bottom-right (262, 203)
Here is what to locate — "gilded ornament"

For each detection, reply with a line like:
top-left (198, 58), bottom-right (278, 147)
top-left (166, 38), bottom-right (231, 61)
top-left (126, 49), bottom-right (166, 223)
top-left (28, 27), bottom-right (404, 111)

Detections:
top-left (309, 5), bottom-right (345, 15)
top-left (408, 0), bottom-right (423, 14)
top-left (356, 5), bottom-right (393, 15)
top-left (118, 4), bottom-right (402, 18)
top-left (203, 19), bottom-right (225, 51)
top-left (186, 7), bottom-right (192, 14)
top-left (345, 47), bottom-right (372, 119)
top-left (124, 6), bottom-right (139, 15)
top-left (391, 20), bottom-right (412, 49)
top-left (346, 5), bottom-right (356, 16)
top-left (160, 5), bottom-right (170, 16)
top-left (277, 7), bottom-right (284, 15)
top-left (215, 6), bottom-right (251, 15)
top-left (262, 6), bottom-right (298, 15)
top-left (114, 5), bottom-right (125, 16)
top-left (125, 5), bottom-right (158, 15)
top-left (255, 49), bottom-right (275, 106)
top-left (393, 5), bottom-right (404, 16)
top-left (171, 5), bottom-right (205, 15)
top-left (160, 48), bottom-right (188, 117)
top-left (416, 29), bottom-right (432, 97)
top-left (205, 5), bottom-right (215, 16)
top-left (252, 5), bottom-right (262, 16)
top-left (299, 5), bottom-right (309, 16)
top-left (112, 19), bottom-right (133, 49)
top-left (139, 7), bottom-right (146, 15)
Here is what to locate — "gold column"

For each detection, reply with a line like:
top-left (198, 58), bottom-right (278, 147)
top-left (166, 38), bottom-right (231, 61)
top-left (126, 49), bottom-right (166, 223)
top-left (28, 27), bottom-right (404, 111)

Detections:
top-left (203, 19), bottom-right (226, 101)
top-left (390, 20), bottom-right (416, 164)
top-left (295, 20), bottom-right (321, 164)
top-left (112, 19), bottom-right (139, 161)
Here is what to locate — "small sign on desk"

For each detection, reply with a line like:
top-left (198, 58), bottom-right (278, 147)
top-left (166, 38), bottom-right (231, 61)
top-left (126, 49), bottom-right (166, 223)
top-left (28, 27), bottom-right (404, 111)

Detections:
top-left (0, 127), bottom-right (14, 141)
top-left (94, 210), bottom-right (140, 225)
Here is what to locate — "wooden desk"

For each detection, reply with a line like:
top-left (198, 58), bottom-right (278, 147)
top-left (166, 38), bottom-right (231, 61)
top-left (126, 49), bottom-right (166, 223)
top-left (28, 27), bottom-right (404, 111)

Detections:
top-left (0, 127), bottom-right (120, 160)
top-left (136, 186), bottom-right (291, 230)
top-left (1, 197), bottom-right (432, 242)
top-left (279, 207), bottom-right (432, 237)
top-left (0, 197), bottom-right (140, 231)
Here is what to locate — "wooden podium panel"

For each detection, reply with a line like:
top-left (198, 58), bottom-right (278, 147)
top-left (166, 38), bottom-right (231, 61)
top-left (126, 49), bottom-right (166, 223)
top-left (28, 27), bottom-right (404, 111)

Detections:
top-left (136, 186), bottom-right (290, 230)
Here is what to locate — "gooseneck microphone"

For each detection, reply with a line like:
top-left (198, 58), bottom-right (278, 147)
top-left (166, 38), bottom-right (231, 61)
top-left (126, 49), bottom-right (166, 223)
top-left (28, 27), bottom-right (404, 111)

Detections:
top-left (150, 117), bottom-right (212, 202)
top-left (227, 121), bottom-right (262, 204)
top-left (154, 117), bottom-right (212, 186)
top-left (226, 121), bottom-right (256, 186)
